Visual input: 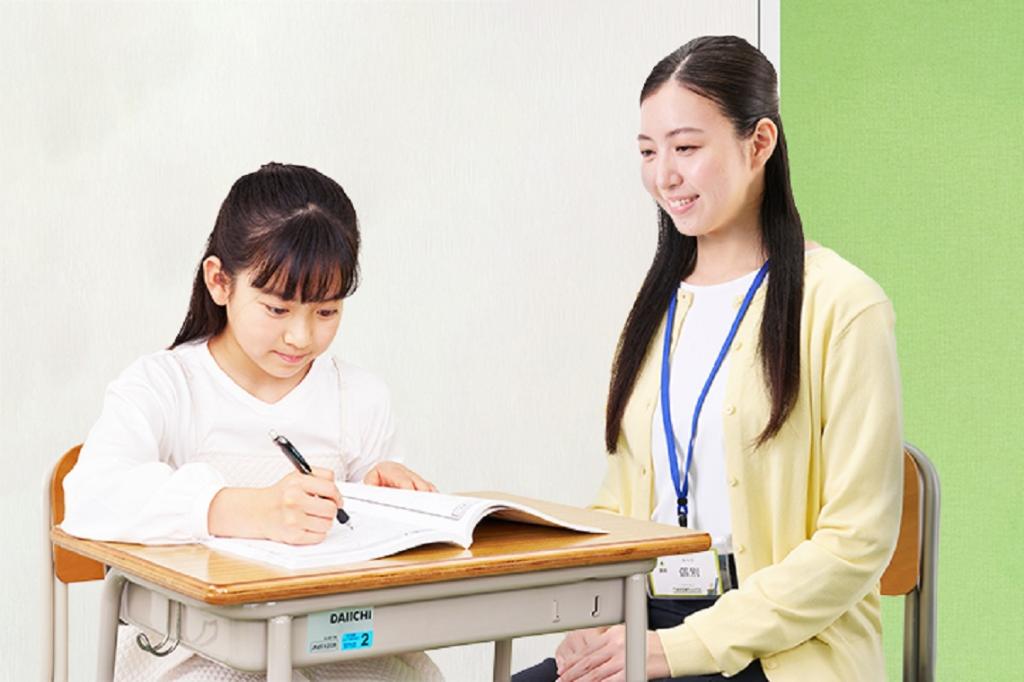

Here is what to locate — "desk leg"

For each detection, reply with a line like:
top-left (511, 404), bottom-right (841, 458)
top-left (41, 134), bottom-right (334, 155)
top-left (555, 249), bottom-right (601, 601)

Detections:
top-left (97, 571), bottom-right (126, 682)
top-left (624, 573), bottom-right (647, 682)
top-left (267, 615), bottom-right (293, 682)
top-left (492, 639), bottom-right (512, 682)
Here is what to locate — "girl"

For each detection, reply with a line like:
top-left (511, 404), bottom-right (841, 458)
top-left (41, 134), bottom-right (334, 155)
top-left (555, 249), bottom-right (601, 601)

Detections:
top-left (515, 36), bottom-right (902, 682)
top-left (63, 163), bottom-right (444, 681)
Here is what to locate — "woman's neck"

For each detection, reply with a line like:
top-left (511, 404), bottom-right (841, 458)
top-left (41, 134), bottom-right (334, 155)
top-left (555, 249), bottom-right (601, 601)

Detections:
top-left (685, 228), bottom-right (765, 286)
top-left (685, 233), bottom-right (821, 286)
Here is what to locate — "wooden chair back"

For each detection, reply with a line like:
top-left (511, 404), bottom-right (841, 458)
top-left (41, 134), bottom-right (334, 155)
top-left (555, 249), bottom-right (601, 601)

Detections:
top-left (880, 449), bottom-right (921, 595)
top-left (50, 445), bottom-right (105, 583)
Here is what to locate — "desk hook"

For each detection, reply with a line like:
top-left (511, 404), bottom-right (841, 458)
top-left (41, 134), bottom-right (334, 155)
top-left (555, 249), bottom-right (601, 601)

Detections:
top-left (136, 600), bottom-right (182, 657)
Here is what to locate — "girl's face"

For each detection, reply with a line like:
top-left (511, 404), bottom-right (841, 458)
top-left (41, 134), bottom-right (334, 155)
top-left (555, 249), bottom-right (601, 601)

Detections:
top-left (638, 83), bottom-right (768, 241)
top-left (206, 261), bottom-right (343, 387)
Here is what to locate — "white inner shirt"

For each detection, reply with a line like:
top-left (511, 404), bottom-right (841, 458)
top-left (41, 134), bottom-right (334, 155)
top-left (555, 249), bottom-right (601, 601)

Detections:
top-left (651, 268), bottom-right (760, 553)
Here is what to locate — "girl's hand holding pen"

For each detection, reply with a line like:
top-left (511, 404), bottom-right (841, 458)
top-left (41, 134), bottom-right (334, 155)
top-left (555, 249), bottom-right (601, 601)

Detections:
top-left (207, 469), bottom-right (343, 546)
top-left (263, 468), bottom-right (344, 545)
top-left (210, 433), bottom-right (433, 544)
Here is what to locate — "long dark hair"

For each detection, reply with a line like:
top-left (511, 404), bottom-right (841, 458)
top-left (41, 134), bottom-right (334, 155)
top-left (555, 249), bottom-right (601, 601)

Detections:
top-left (605, 35), bottom-right (804, 452)
top-left (171, 162), bottom-right (360, 348)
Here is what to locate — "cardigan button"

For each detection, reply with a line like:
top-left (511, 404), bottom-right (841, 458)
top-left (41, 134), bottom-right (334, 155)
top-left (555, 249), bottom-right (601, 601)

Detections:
top-left (728, 477), bottom-right (739, 487)
top-left (733, 341), bottom-right (743, 351)
top-left (735, 544), bottom-right (746, 554)
top-left (724, 404), bottom-right (736, 416)
top-left (763, 657), bottom-right (778, 670)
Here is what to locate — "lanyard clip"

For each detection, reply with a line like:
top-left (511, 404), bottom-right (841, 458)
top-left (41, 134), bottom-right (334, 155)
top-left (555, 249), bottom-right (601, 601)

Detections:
top-left (677, 496), bottom-right (688, 527)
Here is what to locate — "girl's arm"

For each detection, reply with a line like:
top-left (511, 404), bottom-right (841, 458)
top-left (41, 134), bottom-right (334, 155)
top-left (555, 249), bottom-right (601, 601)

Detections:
top-left (656, 300), bottom-right (904, 677)
top-left (63, 355), bottom-right (348, 545)
top-left (336, 363), bottom-right (434, 489)
top-left (62, 355), bottom-right (226, 544)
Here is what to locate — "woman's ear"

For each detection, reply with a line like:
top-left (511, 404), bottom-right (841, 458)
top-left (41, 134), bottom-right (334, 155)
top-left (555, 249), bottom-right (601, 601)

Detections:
top-left (203, 256), bottom-right (232, 306)
top-left (749, 117), bottom-right (778, 170)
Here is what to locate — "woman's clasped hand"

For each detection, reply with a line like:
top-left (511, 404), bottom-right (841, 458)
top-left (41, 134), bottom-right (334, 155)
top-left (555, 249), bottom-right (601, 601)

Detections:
top-left (553, 626), bottom-right (671, 682)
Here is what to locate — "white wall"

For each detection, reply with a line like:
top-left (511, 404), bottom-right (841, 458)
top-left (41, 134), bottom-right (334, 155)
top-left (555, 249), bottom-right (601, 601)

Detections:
top-left (0, 2), bottom-right (762, 679)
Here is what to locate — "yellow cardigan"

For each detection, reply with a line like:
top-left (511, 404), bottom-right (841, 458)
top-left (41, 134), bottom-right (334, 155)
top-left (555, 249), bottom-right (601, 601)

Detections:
top-left (592, 248), bottom-right (903, 681)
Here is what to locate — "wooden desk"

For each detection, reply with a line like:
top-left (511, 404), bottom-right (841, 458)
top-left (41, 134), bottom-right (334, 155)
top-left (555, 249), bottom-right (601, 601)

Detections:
top-left (52, 493), bottom-right (709, 682)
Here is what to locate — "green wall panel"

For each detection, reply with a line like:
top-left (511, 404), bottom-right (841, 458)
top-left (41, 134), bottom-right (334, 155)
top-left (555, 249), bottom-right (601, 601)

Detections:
top-left (782, 1), bottom-right (1023, 678)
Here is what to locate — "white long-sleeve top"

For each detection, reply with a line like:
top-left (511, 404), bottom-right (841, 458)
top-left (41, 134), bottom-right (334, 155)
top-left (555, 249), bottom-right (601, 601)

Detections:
top-left (651, 269), bottom-right (762, 552)
top-left (62, 340), bottom-right (401, 544)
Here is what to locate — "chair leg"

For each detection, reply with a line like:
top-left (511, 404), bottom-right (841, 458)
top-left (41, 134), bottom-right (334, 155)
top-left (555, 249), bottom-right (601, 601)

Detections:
top-left (53, 577), bottom-right (68, 682)
top-left (903, 589), bottom-right (919, 682)
top-left (43, 460), bottom-right (57, 682)
top-left (917, 482), bottom-right (940, 681)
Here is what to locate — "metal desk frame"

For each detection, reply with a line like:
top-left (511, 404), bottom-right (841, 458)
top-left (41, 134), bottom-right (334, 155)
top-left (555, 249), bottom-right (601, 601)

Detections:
top-left (98, 560), bottom-right (653, 682)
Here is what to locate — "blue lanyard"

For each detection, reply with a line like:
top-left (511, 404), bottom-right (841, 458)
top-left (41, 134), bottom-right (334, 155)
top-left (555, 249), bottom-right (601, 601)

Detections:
top-left (660, 261), bottom-right (770, 527)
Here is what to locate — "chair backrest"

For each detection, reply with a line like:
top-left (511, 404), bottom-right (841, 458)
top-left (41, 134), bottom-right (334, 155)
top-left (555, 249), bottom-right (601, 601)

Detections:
top-left (881, 449), bottom-right (921, 596)
top-left (50, 445), bottom-right (105, 583)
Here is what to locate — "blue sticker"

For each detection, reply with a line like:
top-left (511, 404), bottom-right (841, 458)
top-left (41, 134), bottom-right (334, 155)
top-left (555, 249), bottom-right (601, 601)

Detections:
top-left (307, 607), bottom-right (375, 654)
top-left (342, 631), bottom-right (374, 650)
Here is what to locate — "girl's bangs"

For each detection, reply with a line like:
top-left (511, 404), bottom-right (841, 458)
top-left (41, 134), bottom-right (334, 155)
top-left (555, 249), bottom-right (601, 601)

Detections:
top-left (248, 211), bottom-right (358, 302)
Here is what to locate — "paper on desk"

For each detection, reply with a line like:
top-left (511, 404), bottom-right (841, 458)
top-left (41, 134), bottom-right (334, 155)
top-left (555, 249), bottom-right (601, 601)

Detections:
top-left (204, 485), bottom-right (606, 570)
top-left (205, 515), bottom-right (447, 569)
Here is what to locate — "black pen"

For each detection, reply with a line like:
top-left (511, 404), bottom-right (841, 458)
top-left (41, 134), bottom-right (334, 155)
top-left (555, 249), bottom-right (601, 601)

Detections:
top-left (268, 430), bottom-right (352, 527)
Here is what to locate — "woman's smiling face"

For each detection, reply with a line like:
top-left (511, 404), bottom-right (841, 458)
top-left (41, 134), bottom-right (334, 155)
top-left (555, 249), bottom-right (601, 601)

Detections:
top-left (638, 82), bottom-right (764, 241)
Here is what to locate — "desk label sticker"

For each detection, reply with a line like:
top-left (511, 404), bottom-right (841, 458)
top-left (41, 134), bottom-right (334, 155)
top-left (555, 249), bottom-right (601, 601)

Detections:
top-left (307, 606), bottom-right (375, 654)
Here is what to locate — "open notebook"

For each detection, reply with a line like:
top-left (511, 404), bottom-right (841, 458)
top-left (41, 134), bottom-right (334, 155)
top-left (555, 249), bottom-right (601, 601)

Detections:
top-left (205, 483), bottom-right (607, 569)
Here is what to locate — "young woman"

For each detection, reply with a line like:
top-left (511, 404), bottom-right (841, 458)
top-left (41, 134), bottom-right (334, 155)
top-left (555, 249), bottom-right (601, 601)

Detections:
top-left (63, 163), bottom-right (443, 681)
top-left (515, 36), bottom-right (903, 682)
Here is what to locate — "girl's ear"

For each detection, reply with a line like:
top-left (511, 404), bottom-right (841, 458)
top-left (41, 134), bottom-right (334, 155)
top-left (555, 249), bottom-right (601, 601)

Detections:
top-left (748, 117), bottom-right (778, 170)
top-left (203, 256), bottom-right (232, 306)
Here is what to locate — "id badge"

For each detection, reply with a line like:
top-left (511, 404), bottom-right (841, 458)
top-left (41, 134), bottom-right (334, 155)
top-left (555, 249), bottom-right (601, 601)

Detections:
top-left (648, 550), bottom-right (723, 598)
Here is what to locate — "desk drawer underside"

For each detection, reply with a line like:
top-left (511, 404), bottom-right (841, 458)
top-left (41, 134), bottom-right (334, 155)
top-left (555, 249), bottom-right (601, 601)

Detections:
top-left (123, 577), bottom-right (627, 671)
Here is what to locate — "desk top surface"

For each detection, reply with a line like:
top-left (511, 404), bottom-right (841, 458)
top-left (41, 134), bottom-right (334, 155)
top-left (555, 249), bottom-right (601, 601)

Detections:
top-left (52, 492), bottom-right (709, 605)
